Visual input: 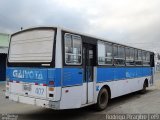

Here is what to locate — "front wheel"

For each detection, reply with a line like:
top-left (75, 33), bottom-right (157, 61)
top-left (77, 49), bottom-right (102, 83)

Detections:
top-left (95, 88), bottom-right (109, 111)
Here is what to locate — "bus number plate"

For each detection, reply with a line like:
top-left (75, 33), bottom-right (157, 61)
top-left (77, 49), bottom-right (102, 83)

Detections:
top-left (23, 84), bottom-right (31, 91)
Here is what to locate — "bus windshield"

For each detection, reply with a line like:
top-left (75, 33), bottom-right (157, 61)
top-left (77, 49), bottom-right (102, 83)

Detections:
top-left (8, 28), bottom-right (55, 63)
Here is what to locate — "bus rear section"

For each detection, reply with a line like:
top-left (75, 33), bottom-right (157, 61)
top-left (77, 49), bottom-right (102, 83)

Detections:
top-left (6, 27), bottom-right (62, 109)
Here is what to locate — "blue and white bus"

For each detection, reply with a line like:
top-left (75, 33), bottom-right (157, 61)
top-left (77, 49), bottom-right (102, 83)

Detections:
top-left (6, 27), bottom-right (154, 110)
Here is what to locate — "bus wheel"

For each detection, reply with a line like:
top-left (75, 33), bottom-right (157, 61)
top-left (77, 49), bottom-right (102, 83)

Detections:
top-left (140, 81), bottom-right (147, 94)
top-left (95, 88), bottom-right (108, 111)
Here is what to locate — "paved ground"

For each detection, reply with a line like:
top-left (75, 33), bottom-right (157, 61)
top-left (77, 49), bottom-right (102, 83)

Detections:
top-left (0, 73), bottom-right (160, 120)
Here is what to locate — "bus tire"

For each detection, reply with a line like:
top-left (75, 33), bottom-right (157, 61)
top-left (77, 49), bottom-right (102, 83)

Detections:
top-left (140, 81), bottom-right (147, 94)
top-left (95, 88), bottom-right (108, 111)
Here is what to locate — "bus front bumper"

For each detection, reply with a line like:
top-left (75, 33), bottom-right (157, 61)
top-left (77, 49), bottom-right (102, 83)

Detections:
top-left (8, 94), bottom-right (60, 110)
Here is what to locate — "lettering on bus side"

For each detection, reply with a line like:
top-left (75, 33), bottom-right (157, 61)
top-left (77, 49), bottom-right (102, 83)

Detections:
top-left (12, 70), bottom-right (43, 79)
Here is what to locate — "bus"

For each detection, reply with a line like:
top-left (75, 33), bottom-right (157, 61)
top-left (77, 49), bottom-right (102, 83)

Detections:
top-left (6, 27), bottom-right (154, 110)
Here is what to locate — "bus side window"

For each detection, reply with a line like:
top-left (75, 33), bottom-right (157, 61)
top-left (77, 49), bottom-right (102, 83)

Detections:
top-left (134, 49), bottom-right (138, 62)
top-left (135, 49), bottom-right (142, 66)
top-left (126, 47), bottom-right (135, 66)
top-left (98, 41), bottom-right (113, 65)
top-left (64, 33), bottom-right (82, 65)
top-left (113, 45), bottom-right (125, 66)
top-left (146, 52), bottom-right (150, 66)
top-left (142, 51), bottom-right (150, 66)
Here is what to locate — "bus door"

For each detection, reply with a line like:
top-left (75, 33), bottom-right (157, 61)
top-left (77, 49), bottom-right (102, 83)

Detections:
top-left (82, 43), bottom-right (96, 104)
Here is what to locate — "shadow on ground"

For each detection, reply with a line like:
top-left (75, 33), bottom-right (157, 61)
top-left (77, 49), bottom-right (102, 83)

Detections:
top-left (18, 89), bottom-right (155, 120)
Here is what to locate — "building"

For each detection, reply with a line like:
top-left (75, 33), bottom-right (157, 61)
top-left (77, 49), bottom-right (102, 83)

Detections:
top-left (0, 33), bottom-right (9, 82)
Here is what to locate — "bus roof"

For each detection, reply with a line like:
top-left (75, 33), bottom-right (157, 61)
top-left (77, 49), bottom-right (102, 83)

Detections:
top-left (10, 26), bottom-right (154, 53)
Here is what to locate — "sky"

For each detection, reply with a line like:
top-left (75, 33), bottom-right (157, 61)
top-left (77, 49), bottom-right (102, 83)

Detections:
top-left (0, 0), bottom-right (160, 52)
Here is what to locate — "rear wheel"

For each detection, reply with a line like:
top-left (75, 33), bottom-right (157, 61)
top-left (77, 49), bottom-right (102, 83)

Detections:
top-left (95, 88), bottom-right (108, 111)
top-left (140, 81), bottom-right (147, 94)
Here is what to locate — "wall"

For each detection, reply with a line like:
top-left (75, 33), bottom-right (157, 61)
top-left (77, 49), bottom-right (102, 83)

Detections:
top-left (0, 33), bottom-right (9, 81)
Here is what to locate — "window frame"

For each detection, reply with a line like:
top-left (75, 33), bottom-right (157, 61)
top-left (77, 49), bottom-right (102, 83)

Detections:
top-left (98, 41), bottom-right (113, 65)
top-left (138, 50), bottom-right (142, 61)
top-left (7, 27), bottom-right (57, 68)
top-left (113, 44), bottom-right (125, 66)
top-left (146, 52), bottom-right (150, 62)
top-left (118, 45), bottom-right (125, 59)
top-left (125, 47), bottom-right (135, 66)
top-left (142, 51), bottom-right (150, 66)
top-left (64, 33), bottom-right (82, 65)
top-left (134, 49), bottom-right (138, 61)
top-left (135, 49), bottom-right (143, 66)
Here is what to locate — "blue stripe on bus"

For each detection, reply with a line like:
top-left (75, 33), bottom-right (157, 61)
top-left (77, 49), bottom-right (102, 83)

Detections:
top-left (6, 67), bottom-right (83, 87)
top-left (48, 68), bottom-right (61, 87)
top-left (97, 67), bottom-right (152, 82)
top-left (62, 68), bottom-right (83, 86)
top-left (6, 67), bottom-right (62, 87)
top-left (6, 67), bottom-right (152, 87)
top-left (6, 67), bottom-right (47, 84)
